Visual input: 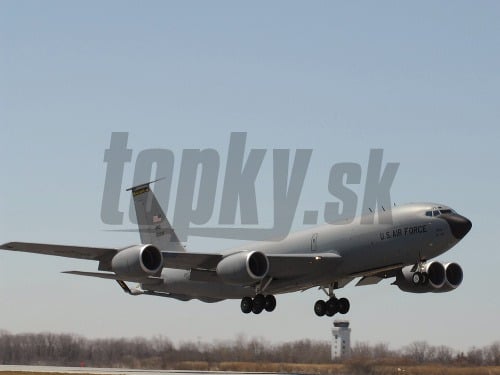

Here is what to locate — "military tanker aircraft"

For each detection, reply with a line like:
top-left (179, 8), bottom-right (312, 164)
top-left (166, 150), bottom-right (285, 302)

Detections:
top-left (0, 180), bottom-right (472, 317)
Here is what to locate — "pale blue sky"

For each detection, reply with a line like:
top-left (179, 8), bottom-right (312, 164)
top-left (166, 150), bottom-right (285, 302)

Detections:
top-left (1, 1), bottom-right (499, 350)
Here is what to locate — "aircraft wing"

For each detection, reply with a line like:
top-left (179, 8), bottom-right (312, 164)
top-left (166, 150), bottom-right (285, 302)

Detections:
top-left (1, 243), bottom-right (342, 280)
top-left (162, 251), bottom-right (342, 280)
top-left (0, 242), bottom-right (117, 261)
top-left (353, 264), bottom-right (403, 286)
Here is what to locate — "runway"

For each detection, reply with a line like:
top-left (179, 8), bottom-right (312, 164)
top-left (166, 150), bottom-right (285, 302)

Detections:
top-left (0, 366), bottom-right (283, 375)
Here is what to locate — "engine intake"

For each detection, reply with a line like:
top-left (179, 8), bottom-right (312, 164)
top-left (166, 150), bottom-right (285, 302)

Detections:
top-left (433, 262), bottom-right (463, 293)
top-left (216, 251), bottom-right (269, 285)
top-left (112, 244), bottom-right (163, 277)
top-left (424, 261), bottom-right (446, 289)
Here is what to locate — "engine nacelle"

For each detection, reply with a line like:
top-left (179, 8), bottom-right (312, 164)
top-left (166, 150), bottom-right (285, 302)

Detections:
top-left (395, 261), bottom-right (446, 293)
top-left (111, 244), bottom-right (163, 277)
top-left (432, 262), bottom-right (463, 293)
top-left (216, 251), bottom-right (269, 285)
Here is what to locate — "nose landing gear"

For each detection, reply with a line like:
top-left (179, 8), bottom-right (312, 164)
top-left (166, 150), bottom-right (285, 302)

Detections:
top-left (411, 259), bottom-right (429, 285)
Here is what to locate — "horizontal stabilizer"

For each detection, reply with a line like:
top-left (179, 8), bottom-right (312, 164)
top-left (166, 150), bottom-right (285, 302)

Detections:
top-left (63, 270), bottom-right (162, 284)
top-left (126, 177), bottom-right (166, 192)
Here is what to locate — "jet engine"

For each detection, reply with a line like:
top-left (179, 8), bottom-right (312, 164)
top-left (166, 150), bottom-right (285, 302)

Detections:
top-left (111, 244), bottom-right (163, 277)
top-left (216, 251), bottom-right (269, 285)
top-left (395, 261), bottom-right (463, 293)
top-left (432, 262), bottom-right (463, 293)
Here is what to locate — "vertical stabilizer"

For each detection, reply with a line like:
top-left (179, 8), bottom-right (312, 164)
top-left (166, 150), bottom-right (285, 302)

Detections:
top-left (127, 180), bottom-right (185, 252)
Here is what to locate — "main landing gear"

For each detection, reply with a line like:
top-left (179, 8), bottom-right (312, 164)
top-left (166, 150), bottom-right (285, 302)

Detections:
top-left (314, 297), bottom-right (350, 317)
top-left (314, 283), bottom-right (350, 317)
top-left (240, 294), bottom-right (276, 314)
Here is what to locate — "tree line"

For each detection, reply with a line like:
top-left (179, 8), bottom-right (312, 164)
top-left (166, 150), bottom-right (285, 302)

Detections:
top-left (0, 330), bottom-right (498, 367)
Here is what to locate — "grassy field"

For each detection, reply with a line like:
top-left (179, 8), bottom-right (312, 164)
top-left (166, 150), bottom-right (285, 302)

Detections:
top-left (2, 364), bottom-right (500, 375)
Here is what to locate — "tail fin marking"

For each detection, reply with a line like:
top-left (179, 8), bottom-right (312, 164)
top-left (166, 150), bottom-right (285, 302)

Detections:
top-left (128, 180), bottom-right (185, 252)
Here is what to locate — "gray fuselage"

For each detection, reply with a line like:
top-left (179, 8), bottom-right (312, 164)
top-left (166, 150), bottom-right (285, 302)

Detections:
top-left (147, 203), bottom-right (463, 301)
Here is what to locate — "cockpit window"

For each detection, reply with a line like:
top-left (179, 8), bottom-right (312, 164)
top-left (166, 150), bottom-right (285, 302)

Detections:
top-left (426, 208), bottom-right (456, 217)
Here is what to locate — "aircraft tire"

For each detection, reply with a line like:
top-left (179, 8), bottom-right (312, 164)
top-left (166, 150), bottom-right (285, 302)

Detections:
top-left (326, 298), bottom-right (339, 316)
top-left (241, 297), bottom-right (253, 314)
top-left (338, 297), bottom-right (350, 314)
top-left (252, 304), bottom-right (264, 314)
top-left (253, 293), bottom-right (265, 309)
top-left (420, 272), bottom-right (429, 285)
top-left (314, 300), bottom-right (326, 316)
top-left (264, 295), bottom-right (276, 312)
top-left (251, 294), bottom-right (265, 314)
top-left (412, 272), bottom-right (422, 285)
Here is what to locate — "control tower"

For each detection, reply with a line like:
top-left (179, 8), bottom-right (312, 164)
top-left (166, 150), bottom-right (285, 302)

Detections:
top-left (331, 320), bottom-right (351, 360)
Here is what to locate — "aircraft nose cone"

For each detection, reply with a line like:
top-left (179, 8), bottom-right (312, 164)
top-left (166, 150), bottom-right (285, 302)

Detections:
top-left (442, 214), bottom-right (472, 240)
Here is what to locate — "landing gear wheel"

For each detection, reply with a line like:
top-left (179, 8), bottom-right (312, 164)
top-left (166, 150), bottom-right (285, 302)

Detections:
top-left (412, 272), bottom-right (422, 285)
top-left (253, 293), bottom-right (265, 308)
top-left (241, 297), bottom-right (253, 314)
top-left (264, 295), bottom-right (276, 312)
top-left (314, 300), bottom-right (326, 316)
top-left (420, 272), bottom-right (429, 285)
top-left (326, 298), bottom-right (339, 317)
top-left (252, 294), bottom-right (265, 314)
top-left (338, 297), bottom-right (350, 314)
top-left (252, 304), bottom-right (264, 314)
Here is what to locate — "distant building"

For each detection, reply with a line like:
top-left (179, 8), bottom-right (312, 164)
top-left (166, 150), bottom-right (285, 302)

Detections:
top-left (331, 320), bottom-right (351, 360)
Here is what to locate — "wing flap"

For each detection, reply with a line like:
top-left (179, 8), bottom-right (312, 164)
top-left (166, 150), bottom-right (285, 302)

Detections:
top-left (335, 276), bottom-right (355, 289)
top-left (356, 275), bottom-right (384, 286)
top-left (1, 242), bottom-right (117, 261)
top-left (189, 269), bottom-right (218, 282)
top-left (352, 264), bottom-right (403, 286)
top-left (267, 252), bottom-right (342, 279)
top-left (349, 263), bottom-right (403, 278)
top-left (162, 251), bottom-right (222, 269)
